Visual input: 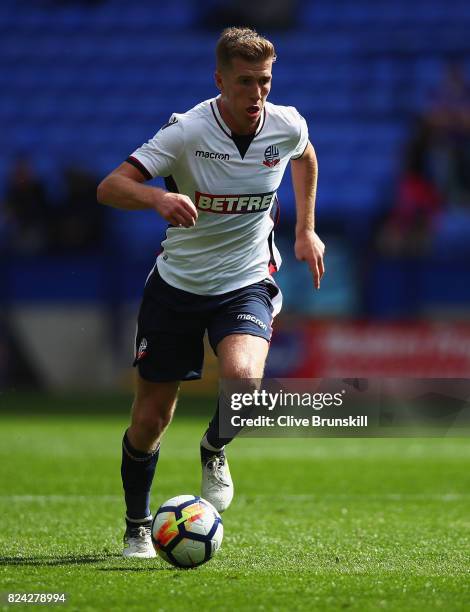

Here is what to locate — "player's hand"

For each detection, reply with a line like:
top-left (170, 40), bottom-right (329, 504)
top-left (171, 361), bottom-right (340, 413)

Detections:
top-left (153, 191), bottom-right (198, 227)
top-left (294, 229), bottom-right (325, 290)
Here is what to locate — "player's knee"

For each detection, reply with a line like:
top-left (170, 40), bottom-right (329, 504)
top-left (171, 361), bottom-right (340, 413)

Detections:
top-left (131, 404), bottom-right (174, 439)
top-left (220, 361), bottom-right (264, 380)
top-left (218, 336), bottom-right (268, 379)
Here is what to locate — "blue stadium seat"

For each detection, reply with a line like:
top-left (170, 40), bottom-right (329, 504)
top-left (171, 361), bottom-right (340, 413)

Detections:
top-left (1, 0), bottom-right (469, 233)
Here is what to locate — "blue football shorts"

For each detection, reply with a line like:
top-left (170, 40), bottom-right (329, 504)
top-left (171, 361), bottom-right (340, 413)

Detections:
top-left (133, 269), bottom-right (281, 383)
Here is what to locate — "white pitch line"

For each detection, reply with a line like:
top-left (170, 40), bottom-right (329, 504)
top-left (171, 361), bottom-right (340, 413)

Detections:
top-left (0, 495), bottom-right (121, 502)
top-left (0, 493), bottom-right (468, 503)
top-left (238, 493), bottom-right (470, 502)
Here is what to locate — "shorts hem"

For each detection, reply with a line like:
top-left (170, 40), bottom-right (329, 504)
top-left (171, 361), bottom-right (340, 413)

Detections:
top-left (136, 366), bottom-right (202, 383)
top-left (210, 330), bottom-right (271, 355)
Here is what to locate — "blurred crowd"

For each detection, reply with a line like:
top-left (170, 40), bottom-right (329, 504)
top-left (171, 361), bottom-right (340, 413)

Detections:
top-left (1, 156), bottom-right (104, 255)
top-left (377, 61), bottom-right (470, 257)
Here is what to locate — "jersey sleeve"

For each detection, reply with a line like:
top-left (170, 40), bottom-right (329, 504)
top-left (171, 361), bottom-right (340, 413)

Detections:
top-left (127, 114), bottom-right (184, 179)
top-left (289, 108), bottom-right (309, 160)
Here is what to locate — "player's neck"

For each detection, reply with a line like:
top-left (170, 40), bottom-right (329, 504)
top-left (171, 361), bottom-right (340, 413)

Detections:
top-left (216, 97), bottom-right (258, 136)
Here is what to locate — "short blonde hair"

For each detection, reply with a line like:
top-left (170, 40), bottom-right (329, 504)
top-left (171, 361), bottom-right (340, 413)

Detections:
top-left (216, 27), bottom-right (276, 71)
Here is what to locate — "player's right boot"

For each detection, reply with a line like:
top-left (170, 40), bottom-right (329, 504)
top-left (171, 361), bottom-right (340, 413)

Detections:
top-left (122, 517), bottom-right (156, 558)
top-left (200, 447), bottom-right (234, 513)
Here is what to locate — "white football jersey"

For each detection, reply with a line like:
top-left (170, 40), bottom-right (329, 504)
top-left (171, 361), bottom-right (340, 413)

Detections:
top-left (128, 96), bottom-right (308, 296)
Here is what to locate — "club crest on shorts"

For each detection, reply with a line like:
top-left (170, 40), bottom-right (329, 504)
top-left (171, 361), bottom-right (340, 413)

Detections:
top-left (136, 338), bottom-right (148, 361)
top-left (263, 144), bottom-right (280, 168)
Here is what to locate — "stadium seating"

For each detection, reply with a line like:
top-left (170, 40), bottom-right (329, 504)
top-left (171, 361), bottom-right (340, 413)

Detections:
top-left (3, 0), bottom-right (469, 208)
top-left (1, 0), bottom-right (470, 312)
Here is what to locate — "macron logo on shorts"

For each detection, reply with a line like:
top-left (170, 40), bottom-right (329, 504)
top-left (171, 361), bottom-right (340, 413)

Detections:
top-left (237, 313), bottom-right (268, 331)
top-left (195, 191), bottom-right (275, 214)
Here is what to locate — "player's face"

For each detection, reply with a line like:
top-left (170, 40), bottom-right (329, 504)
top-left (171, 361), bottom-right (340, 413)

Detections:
top-left (215, 57), bottom-right (273, 134)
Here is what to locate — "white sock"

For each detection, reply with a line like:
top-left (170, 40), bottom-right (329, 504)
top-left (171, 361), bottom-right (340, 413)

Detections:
top-left (200, 433), bottom-right (225, 453)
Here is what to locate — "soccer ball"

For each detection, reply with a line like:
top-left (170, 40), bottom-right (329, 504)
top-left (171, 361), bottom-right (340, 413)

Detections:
top-left (151, 495), bottom-right (223, 568)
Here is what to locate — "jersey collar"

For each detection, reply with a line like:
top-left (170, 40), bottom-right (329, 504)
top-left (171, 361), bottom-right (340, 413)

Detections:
top-left (211, 96), bottom-right (266, 139)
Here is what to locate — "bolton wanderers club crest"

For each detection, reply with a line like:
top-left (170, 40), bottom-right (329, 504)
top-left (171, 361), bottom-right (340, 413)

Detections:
top-left (136, 338), bottom-right (148, 361)
top-left (263, 145), bottom-right (280, 168)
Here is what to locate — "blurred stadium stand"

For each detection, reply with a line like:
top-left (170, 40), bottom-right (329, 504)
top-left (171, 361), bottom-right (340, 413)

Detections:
top-left (1, 0), bottom-right (470, 388)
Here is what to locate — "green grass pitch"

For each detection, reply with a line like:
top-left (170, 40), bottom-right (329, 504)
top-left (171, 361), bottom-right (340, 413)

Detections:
top-left (0, 393), bottom-right (469, 611)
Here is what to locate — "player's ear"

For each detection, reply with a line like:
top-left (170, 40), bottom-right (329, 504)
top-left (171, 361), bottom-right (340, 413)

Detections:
top-left (214, 69), bottom-right (223, 92)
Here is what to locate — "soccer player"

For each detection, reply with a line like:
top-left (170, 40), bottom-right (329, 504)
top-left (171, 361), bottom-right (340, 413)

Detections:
top-left (97, 26), bottom-right (325, 558)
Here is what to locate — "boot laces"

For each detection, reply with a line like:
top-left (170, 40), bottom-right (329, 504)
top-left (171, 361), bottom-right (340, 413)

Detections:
top-left (206, 455), bottom-right (228, 486)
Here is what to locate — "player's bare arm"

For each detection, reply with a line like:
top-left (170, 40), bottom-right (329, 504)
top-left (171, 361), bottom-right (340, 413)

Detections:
top-left (97, 163), bottom-right (198, 227)
top-left (291, 141), bottom-right (325, 289)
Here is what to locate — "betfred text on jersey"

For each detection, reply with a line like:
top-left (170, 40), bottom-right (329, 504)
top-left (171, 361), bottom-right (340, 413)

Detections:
top-left (195, 191), bottom-right (275, 214)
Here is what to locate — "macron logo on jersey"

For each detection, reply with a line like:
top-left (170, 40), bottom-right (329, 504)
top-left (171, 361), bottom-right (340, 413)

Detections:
top-left (195, 150), bottom-right (230, 161)
top-left (195, 191), bottom-right (275, 214)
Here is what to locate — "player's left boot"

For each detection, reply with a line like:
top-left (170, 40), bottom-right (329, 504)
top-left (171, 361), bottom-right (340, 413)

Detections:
top-left (200, 447), bottom-right (234, 513)
top-left (122, 518), bottom-right (156, 558)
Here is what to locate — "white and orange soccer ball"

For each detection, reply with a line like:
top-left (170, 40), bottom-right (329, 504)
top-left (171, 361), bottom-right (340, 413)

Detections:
top-left (151, 495), bottom-right (223, 568)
